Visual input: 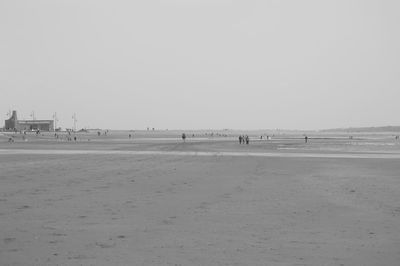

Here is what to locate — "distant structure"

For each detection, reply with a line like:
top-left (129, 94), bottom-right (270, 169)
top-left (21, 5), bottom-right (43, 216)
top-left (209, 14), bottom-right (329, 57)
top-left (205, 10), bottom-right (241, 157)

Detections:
top-left (4, 111), bottom-right (54, 131)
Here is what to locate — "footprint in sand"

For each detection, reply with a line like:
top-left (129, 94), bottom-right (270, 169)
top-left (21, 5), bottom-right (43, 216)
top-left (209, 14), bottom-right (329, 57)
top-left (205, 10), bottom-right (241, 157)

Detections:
top-left (162, 219), bottom-right (174, 225)
top-left (51, 232), bottom-right (67, 237)
top-left (193, 202), bottom-right (211, 213)
top-left (16, 205), bottom-right (31, 211)
top-left (235, 186), bottom-right (244, 193)
top-left (222, 193), bottom-right (231, 199)
top-left (3, 237), bottom-right (16, 244)
top-left (95, 241), bottom-right (116, 248)
top-left (161, 216), bottom-right (177, 225)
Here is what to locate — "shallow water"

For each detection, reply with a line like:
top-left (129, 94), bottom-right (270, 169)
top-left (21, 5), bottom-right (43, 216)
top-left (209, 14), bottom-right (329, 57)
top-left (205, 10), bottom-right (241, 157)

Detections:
top-left (1, 148), bottom-right (400, 159)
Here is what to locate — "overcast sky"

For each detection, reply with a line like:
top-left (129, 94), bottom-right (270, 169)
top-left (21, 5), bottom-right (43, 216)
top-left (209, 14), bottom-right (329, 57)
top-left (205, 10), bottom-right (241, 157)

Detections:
top-left (1, 0), bottom-right (399, 130)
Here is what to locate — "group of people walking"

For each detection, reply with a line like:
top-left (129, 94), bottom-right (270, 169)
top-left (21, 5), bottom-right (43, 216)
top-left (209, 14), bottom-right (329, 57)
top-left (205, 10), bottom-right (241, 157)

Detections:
top-left (239, 135), bottom-right (250, 145)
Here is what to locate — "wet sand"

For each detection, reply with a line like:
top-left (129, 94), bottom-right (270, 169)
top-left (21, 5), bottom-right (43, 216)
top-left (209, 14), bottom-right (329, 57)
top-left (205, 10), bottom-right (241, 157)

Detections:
top-left (1, 132), bottom-right (400, 265)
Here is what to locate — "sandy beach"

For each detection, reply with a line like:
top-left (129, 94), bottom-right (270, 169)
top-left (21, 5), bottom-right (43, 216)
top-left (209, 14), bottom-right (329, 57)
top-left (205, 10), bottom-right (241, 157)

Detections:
top-left (1, 131), bottom-right (400, 265)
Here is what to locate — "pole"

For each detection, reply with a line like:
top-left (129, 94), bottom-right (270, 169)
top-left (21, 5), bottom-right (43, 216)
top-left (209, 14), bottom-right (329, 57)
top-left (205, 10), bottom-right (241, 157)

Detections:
top-left (72, 113), bottom-right (77, 132)
top-left (53, 112), bottom-right (58, 131)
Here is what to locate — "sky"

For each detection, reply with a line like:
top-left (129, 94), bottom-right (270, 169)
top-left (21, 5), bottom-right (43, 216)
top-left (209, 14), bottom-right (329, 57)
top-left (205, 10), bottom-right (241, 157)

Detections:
top-left (1, 0), bottom-right (399, 130)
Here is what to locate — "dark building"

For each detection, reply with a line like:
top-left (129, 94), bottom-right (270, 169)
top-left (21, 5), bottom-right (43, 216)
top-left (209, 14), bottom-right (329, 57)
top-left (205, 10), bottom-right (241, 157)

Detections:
top-left (4, 111), bottom-right (54, 131)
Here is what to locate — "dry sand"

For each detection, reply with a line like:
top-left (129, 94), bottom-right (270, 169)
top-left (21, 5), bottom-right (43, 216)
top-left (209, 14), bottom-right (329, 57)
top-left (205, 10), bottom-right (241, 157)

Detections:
top-left (1, 132), bottom-right (400, 265)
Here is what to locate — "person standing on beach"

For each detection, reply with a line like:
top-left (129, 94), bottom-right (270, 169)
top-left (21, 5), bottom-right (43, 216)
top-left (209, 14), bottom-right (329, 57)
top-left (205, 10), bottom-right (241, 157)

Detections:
top-left (239, 135), bottom-right (242, 144)
top-left (245, 135), bottom-right (249, 145)
top-left (182, 133), bottom-right (186, 142)
top-left (305, 136), bottom-right (308, 143)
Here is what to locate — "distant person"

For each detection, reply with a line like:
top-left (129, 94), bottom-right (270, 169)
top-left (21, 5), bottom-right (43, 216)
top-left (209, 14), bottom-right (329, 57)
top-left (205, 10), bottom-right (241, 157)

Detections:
top-left (129, 134), bottom-right (132, 139)
top-left (97, 131), bottom-right (101, 136)
top-left (239, 135), bottom-right (242, 144)
top-left (305, 136), bottom-right (308, 143)
top-left (245, 135), bottom-right (249, 145)
top-left (74, 136), bottom-right (77, 141)
top-left (182, 133), bottom-right (186, 142)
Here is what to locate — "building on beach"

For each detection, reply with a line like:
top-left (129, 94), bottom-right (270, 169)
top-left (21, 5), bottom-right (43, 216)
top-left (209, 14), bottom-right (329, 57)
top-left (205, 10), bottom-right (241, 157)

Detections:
top-left (4, 111), bottom-right (54, 131)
